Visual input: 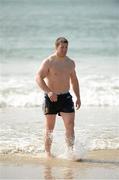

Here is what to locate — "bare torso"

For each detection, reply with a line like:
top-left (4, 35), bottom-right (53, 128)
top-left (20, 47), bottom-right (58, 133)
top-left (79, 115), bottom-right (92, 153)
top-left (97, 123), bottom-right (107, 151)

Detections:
top-left (45, 54), bottom-right (75, 94)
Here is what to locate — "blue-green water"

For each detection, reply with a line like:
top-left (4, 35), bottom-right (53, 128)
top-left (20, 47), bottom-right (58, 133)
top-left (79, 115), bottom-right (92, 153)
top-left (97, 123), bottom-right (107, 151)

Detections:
top-left (0, 0), bottom-right (119, 61)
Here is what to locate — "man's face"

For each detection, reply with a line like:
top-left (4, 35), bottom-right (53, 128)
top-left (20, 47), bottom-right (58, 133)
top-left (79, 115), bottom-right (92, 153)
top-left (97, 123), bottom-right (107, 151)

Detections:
top-left (56, 43), bottom-right (68, 57)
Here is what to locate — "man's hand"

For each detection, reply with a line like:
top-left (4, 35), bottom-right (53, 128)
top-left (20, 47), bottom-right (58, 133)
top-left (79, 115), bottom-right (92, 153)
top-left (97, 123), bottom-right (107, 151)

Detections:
top-left (48, 92), bottom-right (58, 102)
top-left (75, 98), bottom-right (81, 110)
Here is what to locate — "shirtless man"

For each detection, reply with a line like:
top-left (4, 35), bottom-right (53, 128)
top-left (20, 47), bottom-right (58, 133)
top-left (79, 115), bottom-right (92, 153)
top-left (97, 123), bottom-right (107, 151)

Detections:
top-left (36, 37), bottom-right (81, 158)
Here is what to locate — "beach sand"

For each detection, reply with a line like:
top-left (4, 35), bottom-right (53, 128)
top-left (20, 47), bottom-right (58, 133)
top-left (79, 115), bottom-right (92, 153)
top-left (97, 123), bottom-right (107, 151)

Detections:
top-left (0, 150), bottom-right (119, 180)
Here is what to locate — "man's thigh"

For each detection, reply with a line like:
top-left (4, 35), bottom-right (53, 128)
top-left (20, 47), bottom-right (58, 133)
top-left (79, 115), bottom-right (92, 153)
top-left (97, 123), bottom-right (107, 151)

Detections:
top-left (60, 112), bottom-right (75, 129)
top-left (45, 114), bottom-right (56, 130)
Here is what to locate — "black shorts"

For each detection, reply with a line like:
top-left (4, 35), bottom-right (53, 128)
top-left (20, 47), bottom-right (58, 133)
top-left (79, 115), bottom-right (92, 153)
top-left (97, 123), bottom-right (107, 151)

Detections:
top-left (42, 92), bottom-right (75, 116)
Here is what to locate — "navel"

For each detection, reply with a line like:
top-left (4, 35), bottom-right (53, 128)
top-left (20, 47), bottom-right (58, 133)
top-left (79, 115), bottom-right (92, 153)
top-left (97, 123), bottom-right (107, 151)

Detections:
top-left (54, 72), bottom-right (58, 76)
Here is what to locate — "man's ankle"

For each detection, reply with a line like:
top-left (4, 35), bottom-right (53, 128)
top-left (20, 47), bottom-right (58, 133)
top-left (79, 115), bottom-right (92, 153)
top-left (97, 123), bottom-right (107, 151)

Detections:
top-left (45, 152), bottom-right (55, 158)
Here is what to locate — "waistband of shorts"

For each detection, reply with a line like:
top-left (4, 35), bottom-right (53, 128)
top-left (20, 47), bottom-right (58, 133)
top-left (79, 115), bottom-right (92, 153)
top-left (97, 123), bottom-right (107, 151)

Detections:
top-left (45, 91), bottom-right (69, 96)
top-left (56, 91), bottom-right (69, 95)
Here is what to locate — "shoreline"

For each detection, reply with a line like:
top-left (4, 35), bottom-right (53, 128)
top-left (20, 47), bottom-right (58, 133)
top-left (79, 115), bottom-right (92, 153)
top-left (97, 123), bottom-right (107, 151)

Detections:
top-left (0, 149), bottom-right (119, 166)
top-left (0, 150), bottom-right (119, 179)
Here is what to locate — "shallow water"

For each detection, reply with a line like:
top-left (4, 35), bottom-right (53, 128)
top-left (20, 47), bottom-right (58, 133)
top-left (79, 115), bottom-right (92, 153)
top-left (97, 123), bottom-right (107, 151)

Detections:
top-left (0, 107), bottom-right (118, 155)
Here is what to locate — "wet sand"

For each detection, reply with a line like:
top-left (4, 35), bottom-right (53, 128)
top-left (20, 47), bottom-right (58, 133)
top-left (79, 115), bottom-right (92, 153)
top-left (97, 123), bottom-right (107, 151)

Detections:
top-left (0, 150), bottom-right (119, 179)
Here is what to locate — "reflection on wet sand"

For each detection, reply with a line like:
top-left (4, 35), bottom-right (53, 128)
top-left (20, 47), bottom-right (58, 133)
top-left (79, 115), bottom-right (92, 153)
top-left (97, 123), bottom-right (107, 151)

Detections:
top-left (44, 166), bottom-right (54, 180)
top-left (44, 165), bottom-right (74, 180)
top-left (0, 150), bottom-right (119, 179)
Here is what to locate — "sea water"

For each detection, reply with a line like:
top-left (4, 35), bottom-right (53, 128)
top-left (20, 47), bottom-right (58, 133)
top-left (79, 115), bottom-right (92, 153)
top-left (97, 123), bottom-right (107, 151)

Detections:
top-left (0, 0), bottom-right (119, 156)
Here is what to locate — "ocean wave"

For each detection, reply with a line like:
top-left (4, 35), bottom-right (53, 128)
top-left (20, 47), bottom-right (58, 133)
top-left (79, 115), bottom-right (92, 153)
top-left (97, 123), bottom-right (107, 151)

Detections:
top-left (0, 127), bottom-right (44, 155)
top-left (0, 128), bottom-right (119, 155)
top-left (0, 75), bottom-right (119, 107)
top-left (80, 75), bottom-right (119, 106)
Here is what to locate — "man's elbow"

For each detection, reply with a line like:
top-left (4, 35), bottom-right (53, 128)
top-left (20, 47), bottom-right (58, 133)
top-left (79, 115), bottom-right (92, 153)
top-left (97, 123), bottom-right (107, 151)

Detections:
top-left (35, 73), bottom-right (40, 84)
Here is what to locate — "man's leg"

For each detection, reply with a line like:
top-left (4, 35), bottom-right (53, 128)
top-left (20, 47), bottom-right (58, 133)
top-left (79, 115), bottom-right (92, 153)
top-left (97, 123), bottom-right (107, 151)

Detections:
top-left (60, 112), bottom-right (75, 150)
top-left (44, 114), bottom-right (56, 157)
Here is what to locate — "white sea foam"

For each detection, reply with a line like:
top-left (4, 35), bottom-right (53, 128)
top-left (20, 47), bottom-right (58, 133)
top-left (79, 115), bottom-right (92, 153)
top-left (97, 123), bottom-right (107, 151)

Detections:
top-left (0, 127), bottom-right (119, 155)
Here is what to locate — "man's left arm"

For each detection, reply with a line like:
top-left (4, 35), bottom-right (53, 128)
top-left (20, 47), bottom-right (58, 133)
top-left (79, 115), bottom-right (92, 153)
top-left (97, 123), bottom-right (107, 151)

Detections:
top-left (70, 69), bottom-right (81, 110)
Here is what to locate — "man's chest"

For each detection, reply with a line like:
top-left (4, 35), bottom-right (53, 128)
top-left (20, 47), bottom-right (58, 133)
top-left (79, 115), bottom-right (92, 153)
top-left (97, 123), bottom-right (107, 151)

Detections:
top-left (49, 61), bottom-right (71, 74)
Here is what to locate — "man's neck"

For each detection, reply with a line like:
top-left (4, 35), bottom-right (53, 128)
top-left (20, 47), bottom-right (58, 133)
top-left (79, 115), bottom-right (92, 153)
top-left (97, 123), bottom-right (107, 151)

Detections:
top-left (55, 53), bottom-right (66, 60)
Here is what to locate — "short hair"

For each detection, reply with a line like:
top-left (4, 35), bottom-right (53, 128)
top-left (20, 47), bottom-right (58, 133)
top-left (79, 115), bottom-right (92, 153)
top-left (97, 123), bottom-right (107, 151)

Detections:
top-left (55, 37), bottom-right (68, 47)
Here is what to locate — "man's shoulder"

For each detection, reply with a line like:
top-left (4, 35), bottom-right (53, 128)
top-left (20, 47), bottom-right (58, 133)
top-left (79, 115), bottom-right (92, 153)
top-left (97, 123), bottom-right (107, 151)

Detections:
top-left (45, 54), bottom-right (56, 62)
top-left (66, 56), bottom-right (75, 66)
top-left (42, 54), bottom-right (54, 64)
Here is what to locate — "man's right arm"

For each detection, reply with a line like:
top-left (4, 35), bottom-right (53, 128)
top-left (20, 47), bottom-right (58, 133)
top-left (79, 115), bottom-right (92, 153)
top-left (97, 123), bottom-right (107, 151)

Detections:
top-left (35, 59), bottom-right (58, 102)
top-left (35, 59), bottom-right (51, 94)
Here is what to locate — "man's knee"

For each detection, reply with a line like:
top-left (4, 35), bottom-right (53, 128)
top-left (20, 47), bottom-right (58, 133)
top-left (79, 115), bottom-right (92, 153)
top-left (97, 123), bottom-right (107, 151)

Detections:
top-left (67, 120), bottom-right (74, 129)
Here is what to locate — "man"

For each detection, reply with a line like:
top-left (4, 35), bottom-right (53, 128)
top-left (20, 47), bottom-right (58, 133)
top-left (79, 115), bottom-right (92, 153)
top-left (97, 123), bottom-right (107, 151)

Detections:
top-left (36, 37), bottom-right (81, 158)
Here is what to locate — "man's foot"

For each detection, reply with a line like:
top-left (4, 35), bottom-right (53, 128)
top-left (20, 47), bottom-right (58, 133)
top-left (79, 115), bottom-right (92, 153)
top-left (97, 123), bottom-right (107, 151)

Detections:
top-left (58, 149), bottom-right (81, 161)
top-left (45, 152), bottom-right (55, 159)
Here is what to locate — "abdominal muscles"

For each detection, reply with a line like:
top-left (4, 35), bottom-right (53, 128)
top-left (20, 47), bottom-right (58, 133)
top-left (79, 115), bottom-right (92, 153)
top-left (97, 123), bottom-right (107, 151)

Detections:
top-left (45, 74), bottom-right (70, 94)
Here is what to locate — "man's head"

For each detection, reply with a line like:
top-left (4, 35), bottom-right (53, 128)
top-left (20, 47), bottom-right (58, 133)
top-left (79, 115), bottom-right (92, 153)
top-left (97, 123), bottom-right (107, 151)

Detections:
top-left (55, 37), bottom-right (68, 57)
